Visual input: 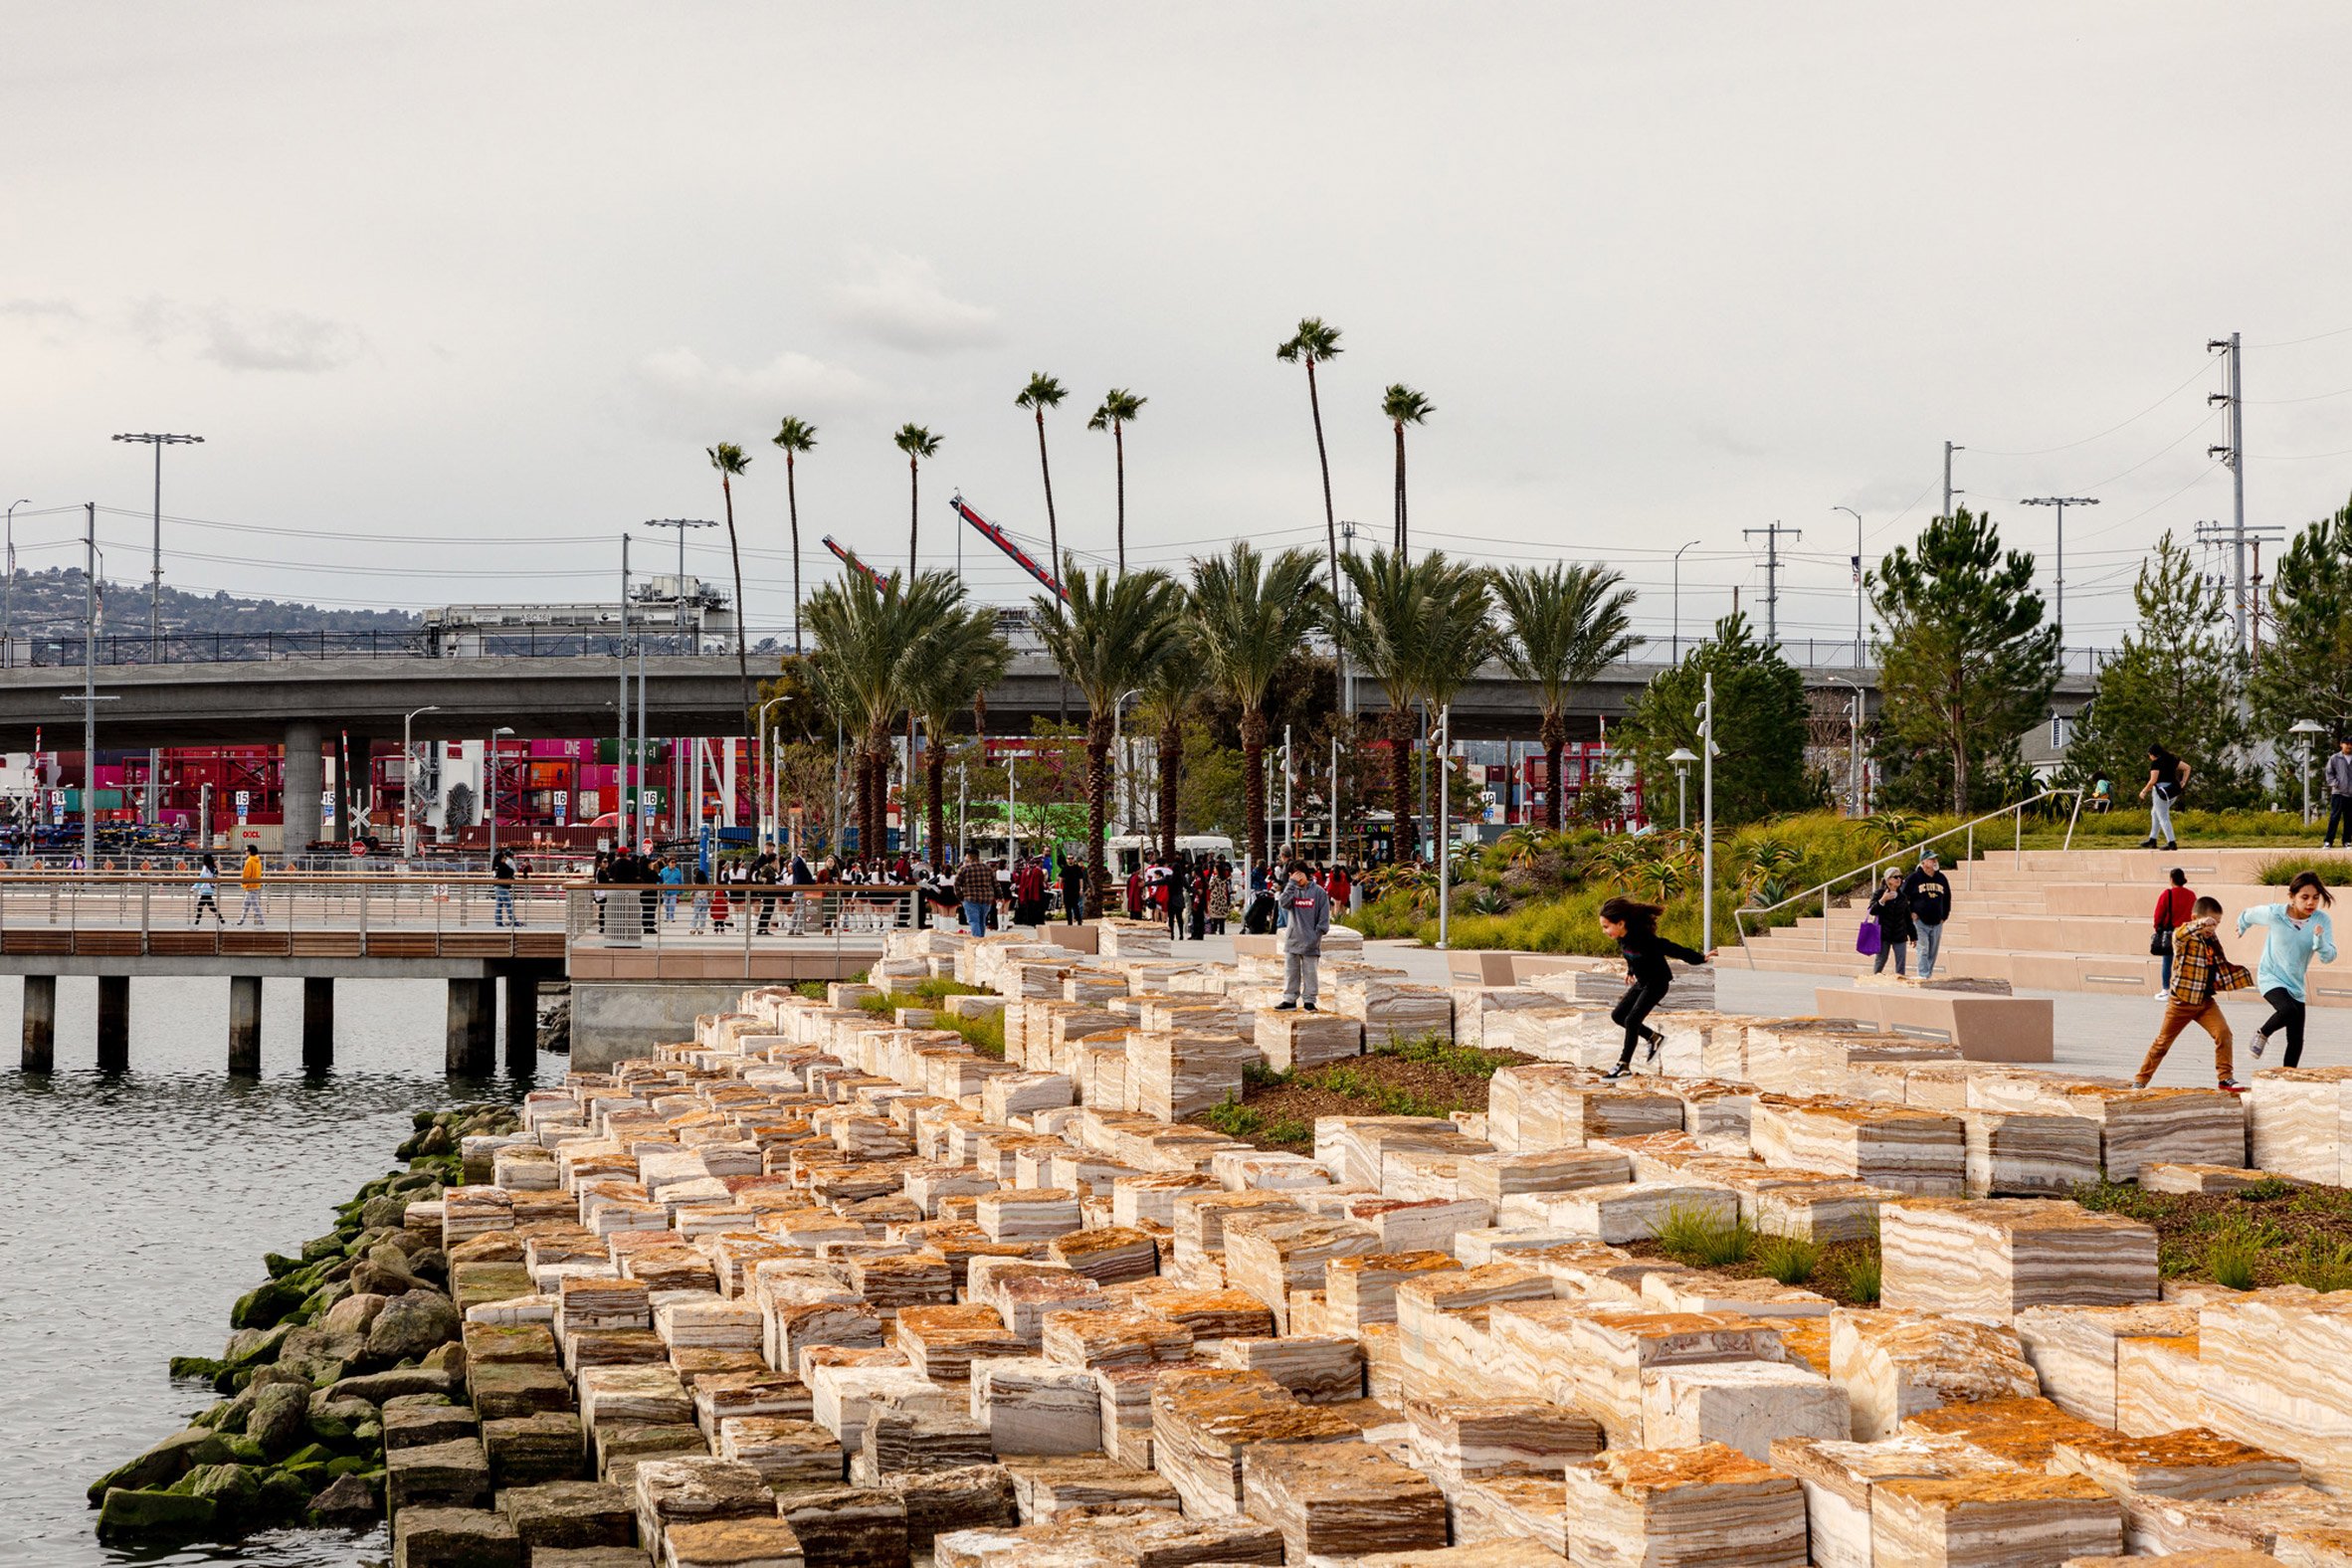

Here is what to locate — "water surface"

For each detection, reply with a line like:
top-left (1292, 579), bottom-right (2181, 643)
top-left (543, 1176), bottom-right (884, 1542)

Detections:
top-left (0, 975), bottom-right (547, 1567)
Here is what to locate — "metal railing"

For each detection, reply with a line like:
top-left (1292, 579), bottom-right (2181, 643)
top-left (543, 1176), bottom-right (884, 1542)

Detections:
top-left (1730, 788), bottom-right (2085, 962)
top-left (0, 873), bottom-right (572, 958)
top-left (564, 882), bottom-right (921, 949)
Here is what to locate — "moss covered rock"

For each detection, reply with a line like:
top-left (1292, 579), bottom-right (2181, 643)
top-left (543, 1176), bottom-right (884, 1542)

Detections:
top-left (96, 1486), bottom-right (216, 1540)
top-left (228, 1276), bottom-right (307, 1331)
top-left (86, 1427), bottom-right (231, 1504)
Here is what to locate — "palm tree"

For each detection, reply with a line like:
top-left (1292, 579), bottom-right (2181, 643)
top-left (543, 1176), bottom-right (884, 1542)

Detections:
top-left (803, 567), bottom-right (970, 857)
top-left (1380, 384), bottom-right (1435, 553)
top-left (706, 442), bottom-right (754, 731)
top-left (1332, 548), bottom-right (1495, 860)
top-left (1137, 624), bottom-right (1205, 861)
top-left (892, 424), bottom-right (942, 572)
top-left (770, 417), bottom-right (819, 655)
top-left (1275, 317), bottom-right (1345, 609)
top-left (1033, 561), bottom-right (1187, 908)
top-left (1189, 541), bottom-right (1323, 869)
top-left (905, 605), bottom-right (1011, 863)
top-left (1491, 563), bottom-right (1638, 831)
top-left (1015, 374), bottom-right (1069, 605)
top-left (1086, 389), bottom-right (1147, 573)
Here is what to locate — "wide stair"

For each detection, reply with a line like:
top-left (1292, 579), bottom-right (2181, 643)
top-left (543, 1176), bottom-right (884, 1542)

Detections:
top-left (1738, 845), bottom-right (2352, 1008)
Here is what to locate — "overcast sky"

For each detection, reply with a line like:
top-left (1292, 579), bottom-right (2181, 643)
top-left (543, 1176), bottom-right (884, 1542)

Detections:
top-left (7, 2), bottom-right (2352, 662)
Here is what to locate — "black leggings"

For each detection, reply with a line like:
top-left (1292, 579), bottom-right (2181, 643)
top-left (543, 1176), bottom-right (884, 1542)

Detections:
top-left (1613, 981), bottom-right (1668, 1068)
top-left (2261, 987), bottom-right (2309, 1067)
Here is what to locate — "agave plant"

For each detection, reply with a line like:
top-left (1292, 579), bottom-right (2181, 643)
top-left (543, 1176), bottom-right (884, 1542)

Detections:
top-left (1494, 825), bottom-right (1549, 871)
top-left (1466, 884), bottom-right (1510, 916)
top-left (1867, 811), bottom-right (1924, 854)
top-left (1734, 838), bottom-right (1804, 904)
top-left (1583, 838), bottom-right (1647, 888)
top-left (1636, 855), bottom-right (1689, 903)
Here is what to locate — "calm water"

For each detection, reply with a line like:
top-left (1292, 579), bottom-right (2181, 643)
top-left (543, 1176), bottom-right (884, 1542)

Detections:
top-left (0, 976), bottom-right (551, 1567)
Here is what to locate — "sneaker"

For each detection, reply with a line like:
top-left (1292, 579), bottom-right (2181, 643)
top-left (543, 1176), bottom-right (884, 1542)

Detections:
top-left (2219, 1079), bottom-right (2247, 1093)
top-left (2139, 838), bottom-right (2158, 849)
top-left (2165, 842), bottom-right (2180, 851)
top-left (1273, 1001), bottom-right (1296, 1012)
top-left (2154, 989), bottom-right (2171, 1000)
top-left (1643, 1028), bottom-right (1664, 1063)
top-left (1602, 1064), bottom-right (1631, 1079)
top-left (2251, 1031), bottom-right (2269, 1060)
top-left (1301, 1002), bottom-right (1318, 1013)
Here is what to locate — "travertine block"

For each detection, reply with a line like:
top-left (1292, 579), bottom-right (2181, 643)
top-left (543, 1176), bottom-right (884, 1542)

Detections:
top-left (2249, 1068), bottom-right (2352, 1186)
top-left (1966, 1078), bottom-right (2245, 1183)
top-left (1901, 1395), bottom-right (2107, 1469)
top-left (1881, 1198), bottom-right (2158, 1319)
top-left (1222, 1215), bottom-right (1380, 1331)
top-left (2054, 1428), bottom-right (2302, 1550)
top-left (1640, 1359), bottom-right (1850, 1460)
top-left (1256, 1010), bottom-right (1363, 1072)
top-left (1457, 1149), bottom-right (1635, 1208)
top-left (1536, 1181), bottom-right (1737, 1245)
top-left (1129, 1031), bottom-right (1259, 1123)
top-left (1148, 1368), bottom-right (1361, 1517)
top-left (1334, 977), bottom-right (1456, 1048)
top-left (1963, 1110), bottom-right (2104, 1198)
top-left (1564, 1308), bottom-right (1791, 1448)
top-left (999, 1454), bottom-right (1179, 1520)
top-left (1750, 1096), bottom-right (1965, 1197)
top-left (2189, 1296), bottom-right (2352, 1488)
top-left (2013, 1302), bottom-right (2199, 1427)
top-left (1323, 1250), bottom-right (1463, 1335)
top-left (1830, 1309), bottom-right (2038, 1441)
top-left (1405, 1396), bottom-right (1603, 1482)
top-left (1560, 1443), bottom-right (1808, 1568)
top-left (2116, 1330), bottom-right (2206, 1437)
top-left (966, 1357), bottom-right (1100, 1456)
top-left (1770, 1434), bottom-right (2009, 1568)
top-left (1870, 1471), bottom-right (2122, 1568)
top-left (2143, 1164), bottom-right (2281, 1195)
top-left (1453, 1474), bottom-right (1572, 1555)
top-left (716, 1415), bottom-right (844, 1489)
top-left (1215, 1333), bottom-right (1363, 1404)
top-left (1241, 1439), bottom-right (1450, 1560)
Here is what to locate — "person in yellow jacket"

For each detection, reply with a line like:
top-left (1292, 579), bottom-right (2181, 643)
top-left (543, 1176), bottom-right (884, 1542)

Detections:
top-left (237, 850), bottom-right (265, 926)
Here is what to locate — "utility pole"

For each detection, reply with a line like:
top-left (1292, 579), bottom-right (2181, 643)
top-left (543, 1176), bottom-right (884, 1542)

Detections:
top-left (1697, 673), bottom-right (1715, 956)
top-left (2207, 333), bottom-right (2248, 652)
top-left (1742, 521), bottom-right (1801, 647)
top-left (111, 432), bottom-right (202, 826)
top-left (4, 498), bottom-right (28, 670)
top-left (2018, 496), bottom-right (2098, 645)
top-left (617, 534), bottom-right (631, 850)
top-left (82, 503), bottom-right (96, 870)
top-left (1942, 442), bottom-right (1964, 519)
top-left (1671, 539), bottom-right (1700, 663)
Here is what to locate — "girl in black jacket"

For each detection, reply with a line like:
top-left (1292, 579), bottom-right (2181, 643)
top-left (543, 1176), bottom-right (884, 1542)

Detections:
top-left (1599, 896), bottom-right (1709, 1078)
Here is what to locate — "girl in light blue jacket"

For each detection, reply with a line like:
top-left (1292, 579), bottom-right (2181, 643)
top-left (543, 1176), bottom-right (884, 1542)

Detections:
top-left (2243, 872), bottom-right (2338, 1067)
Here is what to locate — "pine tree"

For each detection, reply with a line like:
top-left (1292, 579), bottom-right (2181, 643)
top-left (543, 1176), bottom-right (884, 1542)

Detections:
top-left (2068, 531), bottom-right (2254, 804)
top-left (2252, 494), bottom-right (2352, 747)
top-left (1871, 507), bottom-right (2060, 814)
top-left (1621, 611), bottom-right (1818, 826)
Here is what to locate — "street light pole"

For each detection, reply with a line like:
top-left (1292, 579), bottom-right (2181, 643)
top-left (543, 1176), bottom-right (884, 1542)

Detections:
top-left (2292, 719), bottom-right (2325, 825)
top-left (1671, 539), bottom-right (1701, 663)
top-left (2020, 496), bottom-right (2098, 645)
top-left (1698, 673), bottom-right (1716, 955)
top-left (1832, 506), bottom-right (1863, 669)
top-left (403, 705), bottom-right (440, 859)
top-left (1436, 703), bottom-right (1451, 950)
top-left (1825, 675), bottom-right (1864, 817)
top-left (112, 432), bottom-right (203, 826)
top-left (646, 518), bottom-right (717, 846)
top-left (617, 534), bottom-right (632, 850)
top-left (3, 497), bottom-right (27, 669)
top-left (1667, 746), bottom-right (1696, 832)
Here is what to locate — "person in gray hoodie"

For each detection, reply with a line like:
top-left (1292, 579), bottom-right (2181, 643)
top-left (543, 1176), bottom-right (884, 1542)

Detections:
top-left (2325, 736), bottom-right (2352, 849)
top-left (1272, 865), bottom-right (1333, 1012)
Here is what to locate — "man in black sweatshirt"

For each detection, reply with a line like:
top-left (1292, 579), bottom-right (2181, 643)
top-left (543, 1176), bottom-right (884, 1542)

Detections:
top-left (1901, 851), bottom-right (1954, 981)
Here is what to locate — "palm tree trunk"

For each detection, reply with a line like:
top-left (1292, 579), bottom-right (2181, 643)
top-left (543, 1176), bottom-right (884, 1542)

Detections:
top-left (1539, 710), bottom-right (1566, 832)
top-left (1159, 711), bottom-right (1181, 861)
top-left (1114, 421), bottom-right (1127, 576)
top-left (1388, 703), bottom-right (1415, 862)
top-left (721, 475), bottom-right (751, 746)
top-left (787, 454), bottom-right (802, 656)
top-left (1241, 707), bottom-right (1269, 870)
top-left (908, 458), bottom-right (919, 573)
top-left (1393, 419), bottom-right (1406, 552)
top-left (1035, 411), bottom-right (1062, 609)
top-left (926, 724), bottom-right (947, 867)
top-left (1084, 715), bottom-right (1112, 915)
top-left (1306, 358), bottom-right (1341, 678)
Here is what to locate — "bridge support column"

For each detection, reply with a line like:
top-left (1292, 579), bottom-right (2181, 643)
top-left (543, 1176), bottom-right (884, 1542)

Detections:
top-left (341, 733), bottom-right (376, 844)
top-left (284, 721), bottom-right (323, 852)
top-left (447, 978), bottom-right (493, 1077)
top-left (229, 975), bottom-right (263, 1076)
top-left (301, 977), bottom-right (334, 1073)
top-left (22, 974), bottom-right (55, 1073)
top-left (97, 975), bottom-right (129, 1072)
top-left (502, 973), bottom-right (538, 1078)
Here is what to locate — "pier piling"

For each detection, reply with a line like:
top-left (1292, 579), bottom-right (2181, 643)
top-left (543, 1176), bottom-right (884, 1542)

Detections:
top-left (301, 977), bottom-right (334, 1073)
top-left (502, 973), bottom-right (538, 1078)
top-left (21, 974), bottom-right (55, 1073)
top-left (228, 975), bottom-right (262, 1076)
top-left (96, 976), bottom-right (129, 1072)
top-left (447, 978), bottom-right (494, 1077)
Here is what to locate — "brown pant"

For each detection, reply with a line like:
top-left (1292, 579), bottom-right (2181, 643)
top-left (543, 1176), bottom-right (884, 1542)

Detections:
top-left (2135, 1000), bottom-right (2234, 1085)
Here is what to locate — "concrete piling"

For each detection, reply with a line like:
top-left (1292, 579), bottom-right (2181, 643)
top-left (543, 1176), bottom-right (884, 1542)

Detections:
top-left (301, 976), bottom-right (333, 1074)
top-left (502, 973), bottom-right (538, 1078)
top-left (21, 973), bottom-right (55, 1073)
top-left (447, 977), bottom-right (494, 1077)
top-left (96, 975), bottom-right (129, 1072)
top-left (228, 975), bottom-right (263, 1076)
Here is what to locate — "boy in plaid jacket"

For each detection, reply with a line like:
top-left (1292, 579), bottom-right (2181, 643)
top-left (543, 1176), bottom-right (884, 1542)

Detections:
top-left (2134, 896), bottom-right (2253, 1088)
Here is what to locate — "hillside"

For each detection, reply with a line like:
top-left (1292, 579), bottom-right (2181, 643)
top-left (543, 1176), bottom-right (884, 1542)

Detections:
top-left (1, 568), bottom-right (418, 638)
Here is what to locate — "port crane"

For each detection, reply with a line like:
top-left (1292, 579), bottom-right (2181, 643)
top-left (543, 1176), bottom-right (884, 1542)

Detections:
top-left (822, 535), bottom-right (886, 589)
top-left (948, 494), bottom-right (1066, 601)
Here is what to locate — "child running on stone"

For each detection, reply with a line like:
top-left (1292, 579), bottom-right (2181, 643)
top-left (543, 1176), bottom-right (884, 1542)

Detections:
top-left (1599, 895), bottom-right (1709, 1079)
top-left (2134, 895), bottom-right (2253, 1089)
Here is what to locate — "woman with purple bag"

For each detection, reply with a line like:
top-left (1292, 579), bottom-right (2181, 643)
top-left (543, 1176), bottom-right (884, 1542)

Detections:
top-left (1865, 866), bottom-right (1916, 978)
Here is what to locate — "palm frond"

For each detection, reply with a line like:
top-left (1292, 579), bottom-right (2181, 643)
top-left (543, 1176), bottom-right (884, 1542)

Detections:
top-left (771, 417), bottom-right (818, 454)
top-left (892, 423), bottom-right (942, 460)
top-left (1275, 316), bottom-right (1344, 364)
top-left (1016, 373), bottom-right (1067, 412)
top-left (1380, 383), bottom-right (1435, 425)
top-left (707, 442), bottom-right (751, 476)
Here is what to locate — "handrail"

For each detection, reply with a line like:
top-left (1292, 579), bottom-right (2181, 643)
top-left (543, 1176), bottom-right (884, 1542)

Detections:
top-left (1730, 788), bottom-right (2084, 965)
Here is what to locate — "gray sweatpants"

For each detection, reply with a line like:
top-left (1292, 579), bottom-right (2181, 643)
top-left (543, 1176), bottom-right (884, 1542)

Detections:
top-left (1281, 950), bottom-right (1320, 1005)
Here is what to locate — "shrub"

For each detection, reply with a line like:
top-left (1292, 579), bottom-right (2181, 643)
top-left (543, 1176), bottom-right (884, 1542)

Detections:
top-left (2294, 1239), bottom-right (2352, 1294)
top-left (1841, 1249), bottom-right (1882, 1303)
top-left (1655, 1203), bottom-right (1754, 1269)
top-left (1377, 1034), bottom-right (1517, 1078)
top-left (2207, 1221), bottom-right (2263, 1290)
top-left (1754, 1231), bottom-right (1820, 1285)
top-left (2234, 1176), bottom-right (2296, 1202)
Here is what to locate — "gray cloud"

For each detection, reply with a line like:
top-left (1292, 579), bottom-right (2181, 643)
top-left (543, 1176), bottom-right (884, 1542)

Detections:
top-left (831, 251), bottom-right (1004, 354)
top-left (627, 345), bottom-right (879, 437)
top-left (129, 297), bottom-right (367, 373)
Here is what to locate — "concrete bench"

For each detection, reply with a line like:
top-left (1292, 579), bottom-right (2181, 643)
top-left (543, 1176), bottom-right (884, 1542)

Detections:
top-left (1814, 984), bottom-right (2055, 1063)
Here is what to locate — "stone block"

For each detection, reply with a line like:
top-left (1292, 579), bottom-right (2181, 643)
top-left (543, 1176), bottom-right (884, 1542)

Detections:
top-left (2013, 1302), bottom-right (2200, 1427)
top-left (485, 1411), bottom-right (586, 1486)
top-left (1963, 1111), bottom-right (2104, 1198)
top-left (388, 1436), bottom-right (492, 1513)
top-left (1881, 1198), bottom-right (2158, 1319)
top-left (1830, 1310), bottom-right (2038, 1441)
top-left (1640, 1359), bottom-right (1850, 1461)
top-left (1256, 1010), bottom-right (1364, 1073)
top-left (1869, 1471), bottom-right (2121, 1568)
top-left (1749, 1096), bottom-right (1965, 1197)
top-left (391, 1505), bottom-right (522, 1568)
top-left (1770, 1434), bottom-right (2009, 1568)
top-left (1240, 1440), bottom-right (1450, 1562)
top-left (1560, 1443), bottom-right (1808, 1568)
top-left (498, 1479), bottom-right (638, 1550)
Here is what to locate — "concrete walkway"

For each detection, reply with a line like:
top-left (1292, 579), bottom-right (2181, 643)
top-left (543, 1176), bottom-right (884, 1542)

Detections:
top-left (1148, 931), bottom-right (2332, 1089)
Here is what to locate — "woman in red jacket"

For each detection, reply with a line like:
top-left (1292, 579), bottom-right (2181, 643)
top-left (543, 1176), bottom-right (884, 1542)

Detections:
top-left (2153, 867), bottom-right (2196, 997)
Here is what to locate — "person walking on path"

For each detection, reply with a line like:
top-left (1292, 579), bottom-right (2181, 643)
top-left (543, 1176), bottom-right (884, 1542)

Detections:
top-left (2326, 737), bottom-right (2352, 848)
top-left (1599, 895), bottom-right (1708, 1078)
top-left (2140, 744), bottom-right (2190, 851)
top-left (1205, 863), bottom-right (1233, 935)
top-left (2244, 871), bottom-right (2339, 1067)
top-left (491, 848), bottom-right (518, 927)
top-left (2134, 894), bottom-right (2253, 1088)
top-left (2152, 868), bottom-right (2197, 996)
top-left (956, 853), bottom-right (1000, 938)
top-left (192, 853), bottom-right (223, 927)
top-left (1061, 858), bottom-right (1086, 923)
top-left (1271, 865), bottom-right (1332, 1012)
top-left (1866, 867), bottom-right (1916, 978)
top-left (237, 849), bottom-right (266, 927)
top-left (1901, 851), bottom-right (1953, 980)
top-left (1163, 855), bottom-right (1189, 941)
